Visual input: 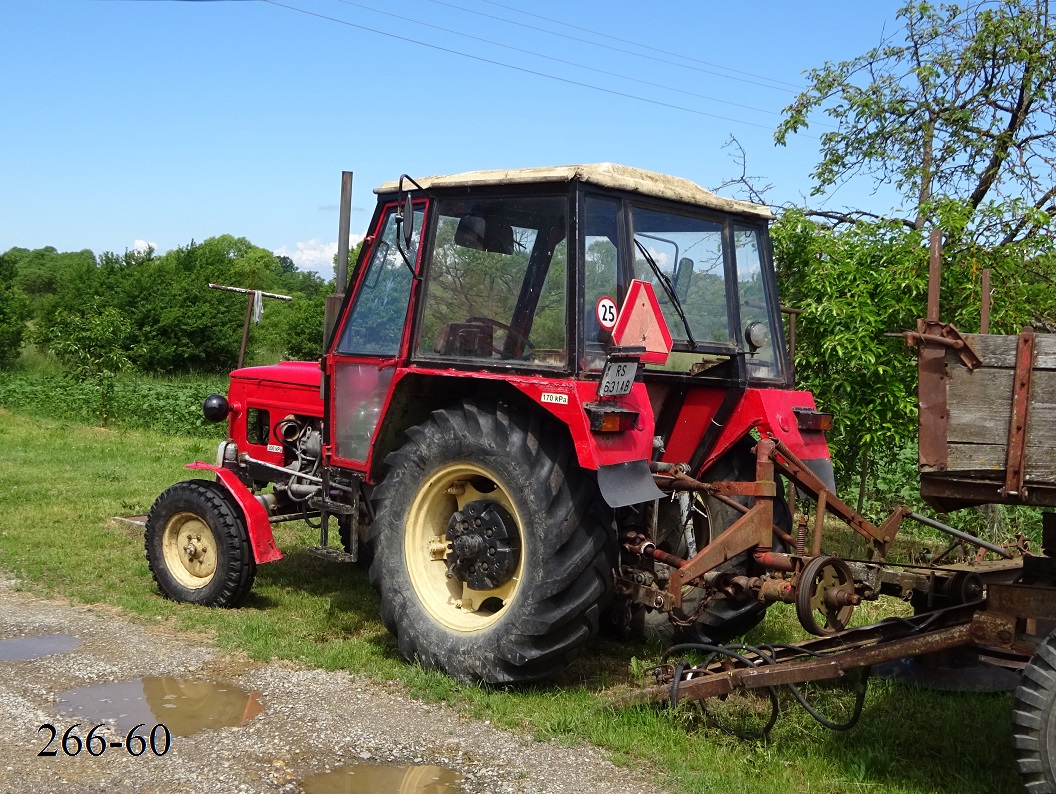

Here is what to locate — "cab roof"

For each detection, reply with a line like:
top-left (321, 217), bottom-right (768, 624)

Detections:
top-left (374, 163), bottom-right (773, 220)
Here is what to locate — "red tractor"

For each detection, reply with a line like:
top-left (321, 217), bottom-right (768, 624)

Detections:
top-left (145, 164), bottom-right (834, 683)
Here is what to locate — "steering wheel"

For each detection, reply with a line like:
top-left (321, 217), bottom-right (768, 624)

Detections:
top-left (466, 316), bottom-right (535, 358)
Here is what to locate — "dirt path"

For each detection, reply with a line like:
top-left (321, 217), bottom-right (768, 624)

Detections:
top-left (0, 577), bottom-right (668, 794)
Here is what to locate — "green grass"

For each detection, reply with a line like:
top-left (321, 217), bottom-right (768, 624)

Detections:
top-left (0, 408), bottom-right (1022, 794)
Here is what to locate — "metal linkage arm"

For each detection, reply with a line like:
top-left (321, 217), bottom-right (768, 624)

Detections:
top-left (769, 439), bottom-right (896, 555)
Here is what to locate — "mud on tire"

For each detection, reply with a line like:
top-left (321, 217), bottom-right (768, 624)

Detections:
top-left (368, 400), bottom-right (615, 684)
top-left (145, 479), bottom-right (256, 607)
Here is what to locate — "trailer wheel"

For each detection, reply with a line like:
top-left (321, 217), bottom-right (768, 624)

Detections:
top-left (145, 480), bottom-right (256, 607)
top-left (368, 401), bottom-right (614, 684)
top-left (1014, 628), bottom-right (1056, 793)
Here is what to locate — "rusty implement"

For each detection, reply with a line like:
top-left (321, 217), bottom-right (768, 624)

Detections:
top-left (615, 579), bottom-right (1056, 709)
top-left (647, 435), bottom-right (1010, 634)
top-left (615, 608), bottom-right (977, 710)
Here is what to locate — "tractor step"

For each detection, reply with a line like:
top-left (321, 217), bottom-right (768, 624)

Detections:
top-left (307, 545), bottom-right (357, 563)
top-left (308, 496), bottom-right (357, 515)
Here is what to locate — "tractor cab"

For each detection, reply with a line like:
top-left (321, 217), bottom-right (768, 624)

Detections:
top-left (325, 164), bottom-right (819, 498)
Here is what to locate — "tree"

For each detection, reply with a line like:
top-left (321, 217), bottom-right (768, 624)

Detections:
top-left (5, 246), bottom-right (96, 325)
top-left (280, 294), bottom-right (328, 360)
top-left (47, 306), bottom-right (133, 426)
top-left (770, 0), bottom-right (1056, 495)
top-left (0, 250), bottom-right (27, 368)
top-left (772, 212), bottom-right (928, 481)
top-left (773, 207), bottom-right (1055, 487)
top-left (776, 0), bottom-right (1056, 247)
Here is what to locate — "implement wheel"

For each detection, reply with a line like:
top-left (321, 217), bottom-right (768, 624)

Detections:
top-left (145, 480), bottom-right (256, 607)
top-left (1014, 628), bottom-right (1056, 792)
top-left (369, 400), bottom-right (614, 684)
top-left (796, 555), bottom-right (855, 636)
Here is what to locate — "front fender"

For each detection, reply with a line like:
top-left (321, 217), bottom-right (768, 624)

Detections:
top-left (186, 462), bottom-right (283, 564)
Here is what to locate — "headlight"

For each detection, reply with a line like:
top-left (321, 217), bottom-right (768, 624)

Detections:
top-left (744, 321), bottom-right (771, 351)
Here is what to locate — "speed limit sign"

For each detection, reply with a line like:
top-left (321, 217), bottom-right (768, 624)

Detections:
top-left (595, 296), bottom-right (618, 330)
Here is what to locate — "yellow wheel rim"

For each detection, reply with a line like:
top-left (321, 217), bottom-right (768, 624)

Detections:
top-left (405, 463), bottom-right (524, 632)
top-left (161, 512), bottom-right (218, 589)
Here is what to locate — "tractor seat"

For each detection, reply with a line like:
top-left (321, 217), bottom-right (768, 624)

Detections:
top-left (434, 322), bottom-right (494, 358)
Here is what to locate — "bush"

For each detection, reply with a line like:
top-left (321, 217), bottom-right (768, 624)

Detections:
top-left (46, 307), bottom-right (133, 426)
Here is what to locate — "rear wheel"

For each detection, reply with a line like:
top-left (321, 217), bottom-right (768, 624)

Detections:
top-left (669, 441), bottom-right (791, 645)
top-left (1013, 628), bottom-right (1056, 793)
top-left (369, 401), bottom-right (614, 684)
top-left (145, 480), bottom-right (256, 607)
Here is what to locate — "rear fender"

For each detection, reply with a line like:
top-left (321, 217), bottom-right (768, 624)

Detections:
top-left (186, 462), bottom-right (283, 564)
top-left (507, 380), bottom-right (663, 507)
top-left (507, 380), bottom-right (656, 468)
top-left (702, 388), bottom-right (833, 483)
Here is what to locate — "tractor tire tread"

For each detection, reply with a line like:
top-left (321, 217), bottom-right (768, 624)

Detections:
top-left (1013, 628), bottom-right (1056, 793)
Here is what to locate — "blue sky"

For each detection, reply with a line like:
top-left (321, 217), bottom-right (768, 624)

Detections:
top-left (2, 0), bottom-right (906, 278)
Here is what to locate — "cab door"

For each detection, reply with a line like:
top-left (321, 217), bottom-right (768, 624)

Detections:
top-left (327, 201), bottom-right (425, 472)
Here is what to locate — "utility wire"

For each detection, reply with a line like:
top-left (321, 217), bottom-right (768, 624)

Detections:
top-left (332, 0), bottom-right (799, 121)
top-left (262, 0), bottom-right (808, 134)
top-left (476, 0), bottom-right (805, 91)
top-left (423, 0), bottom-right (800, 94)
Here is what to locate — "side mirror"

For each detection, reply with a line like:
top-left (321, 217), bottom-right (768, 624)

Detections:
top-left (674, 257), bottom-right (694, 301)
top-left (402, 193), bottom-right (414, 249)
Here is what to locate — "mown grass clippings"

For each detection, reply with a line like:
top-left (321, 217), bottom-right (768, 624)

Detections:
top-left (0, 408), bottom-right (1022, 794)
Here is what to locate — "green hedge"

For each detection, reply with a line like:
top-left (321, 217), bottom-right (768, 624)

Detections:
top-left (0, 373), bottom-right (228, 438)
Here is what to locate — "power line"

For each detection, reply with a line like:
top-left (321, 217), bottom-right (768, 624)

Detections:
top-left (476, 0), bottom-right (805, 92)
top-left (332, 0), bottom-right (796, 121)
top-left (423, 0), bottom-right (801, 94)
top-left (261, 0), bottom-right (808, 134)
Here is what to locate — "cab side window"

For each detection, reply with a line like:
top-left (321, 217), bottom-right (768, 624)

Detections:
top-left (581, 196), bottom-right (621, 371)
top-left (416, 196), bottom-right (567, 366)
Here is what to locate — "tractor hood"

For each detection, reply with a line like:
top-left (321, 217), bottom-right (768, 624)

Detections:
top-left (227, 360), bottom-right (324, 422)
top-left (230, 360), bottom-right (322, 388)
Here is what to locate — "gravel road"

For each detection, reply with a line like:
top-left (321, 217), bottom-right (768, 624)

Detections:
top-left (0, 576), bottom-right (668, 794)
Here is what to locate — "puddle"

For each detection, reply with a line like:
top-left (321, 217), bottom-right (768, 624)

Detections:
top-left (301, 764), bottom-right (463, 794)
top-left (0, 634), bottom-right (81, 660)
top-left (55, 676), bottom-right (263, 736)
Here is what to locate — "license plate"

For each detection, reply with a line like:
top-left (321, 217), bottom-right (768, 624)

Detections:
top-left (598, 360), bottom-right (638, 397)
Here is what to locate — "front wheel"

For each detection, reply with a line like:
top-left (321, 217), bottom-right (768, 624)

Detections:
top-left (144, 479), bottom-right (256, 607)
top-left (368, 401), bottom-right (614, 684)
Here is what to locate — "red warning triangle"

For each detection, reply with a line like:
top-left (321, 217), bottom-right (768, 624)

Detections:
top-left (611, 280), bottom-right (672, 364)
